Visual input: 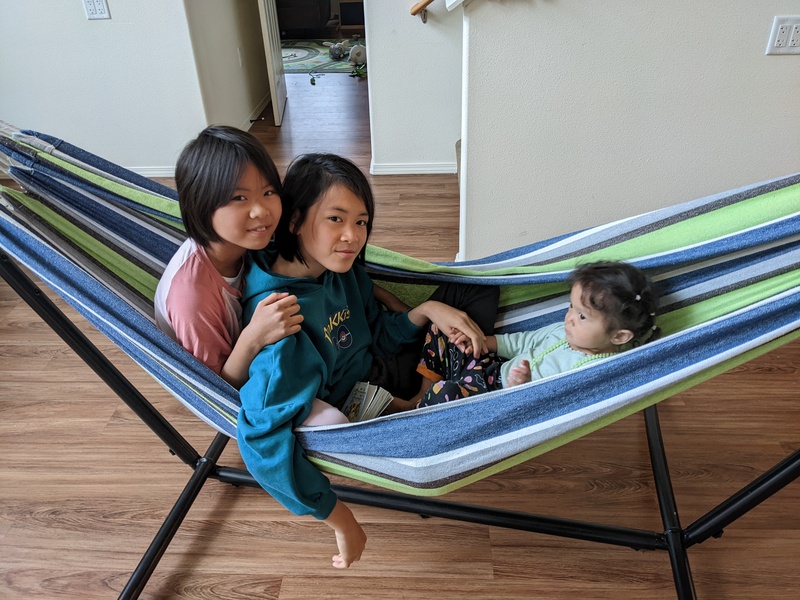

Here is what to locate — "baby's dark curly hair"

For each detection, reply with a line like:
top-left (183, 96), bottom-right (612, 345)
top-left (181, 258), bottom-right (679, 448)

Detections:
top-left (568, 261), bottom-right (660, 344)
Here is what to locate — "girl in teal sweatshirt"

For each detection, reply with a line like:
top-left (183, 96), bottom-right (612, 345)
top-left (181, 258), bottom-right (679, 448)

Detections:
top-left (238, 153), bottom-right (490, 569)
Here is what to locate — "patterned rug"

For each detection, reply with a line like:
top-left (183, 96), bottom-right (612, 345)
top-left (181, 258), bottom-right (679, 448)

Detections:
top-left (281, 39), bottom-right (363, 74)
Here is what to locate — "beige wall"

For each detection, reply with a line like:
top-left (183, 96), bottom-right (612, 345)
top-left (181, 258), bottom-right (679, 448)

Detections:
top-left (365, 2), bottom-right (463, 174)
top-left (0, 0), bottom-right (271, 176)
top-left (459, 0), bottom-right (800, 259)
top-left (0, 1), bottom-right (205, 175)
top-left (0, 1), bottom-right (462, 177)
top-left (184, 0), bottom-right (271, 129)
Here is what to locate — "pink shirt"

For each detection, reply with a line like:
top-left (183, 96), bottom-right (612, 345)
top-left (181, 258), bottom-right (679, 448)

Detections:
top-left (154, 238), bottom-right (242, 374)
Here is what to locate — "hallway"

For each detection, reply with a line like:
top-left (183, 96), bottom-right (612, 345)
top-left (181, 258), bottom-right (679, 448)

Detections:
top-left (250, 73), bottom-right (461, 262)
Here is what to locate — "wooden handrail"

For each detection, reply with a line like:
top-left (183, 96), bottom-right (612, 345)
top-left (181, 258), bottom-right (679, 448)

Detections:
top-left (411, 0), bottom-right (435, 16)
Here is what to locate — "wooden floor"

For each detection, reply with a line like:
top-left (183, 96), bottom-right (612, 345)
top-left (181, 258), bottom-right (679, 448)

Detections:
top-left (1, 74), bottom-right (799, 599)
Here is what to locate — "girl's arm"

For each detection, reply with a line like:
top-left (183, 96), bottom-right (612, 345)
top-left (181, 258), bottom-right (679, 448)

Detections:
top-left (221, 292), bottom-right (303, 388)
top-left (237, 333), bottom-right (366, 567)
top-left (372, 284), bottom-right (410, 313)
top-left (324, 500), bottom-right (368, 568)
top-left (407, 300), bottom-right (489, 357)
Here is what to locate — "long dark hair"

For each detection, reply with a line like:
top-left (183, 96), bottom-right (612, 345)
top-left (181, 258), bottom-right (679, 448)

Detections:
top-left (275, 153), bottom-right (375, 266)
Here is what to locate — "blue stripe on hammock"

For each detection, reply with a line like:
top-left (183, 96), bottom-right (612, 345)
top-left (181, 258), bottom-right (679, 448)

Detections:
top-left (9, 156), bottom-right (183, 226)
top-left (10, 166), bottom-right (182, 267)
top-left (447, 173), bottom-right (800, 270)
top-left (20, 130), bottom-right (180, 201)
top-left (366, 215), bottom-right (800, 290)
top-left (660, 240), bottom-right (800, 294)
top-left (2, 133), bottom-right (181, 224)
top-left (297, 287), bottom-right (800, 460)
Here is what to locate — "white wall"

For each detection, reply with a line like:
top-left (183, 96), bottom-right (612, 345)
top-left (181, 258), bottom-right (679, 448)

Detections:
top-left (184, 0), bottom-right (272, 130)
top-left (460, 0), bottom-right (800, 259)
top-left (0, 1), bottom-right (206, 175)
top-left (365, 2), bottom-right (463, 174)
top-left (0, 0), bottom-right (272, 176)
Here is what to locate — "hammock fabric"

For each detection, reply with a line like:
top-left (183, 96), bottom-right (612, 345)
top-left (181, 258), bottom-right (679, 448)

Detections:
top-left (2, 124), bottom-right (799, 600)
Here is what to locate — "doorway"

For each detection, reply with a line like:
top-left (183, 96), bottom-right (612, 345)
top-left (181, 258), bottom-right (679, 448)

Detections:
top-left (259, 0), bottom-right (369, 134)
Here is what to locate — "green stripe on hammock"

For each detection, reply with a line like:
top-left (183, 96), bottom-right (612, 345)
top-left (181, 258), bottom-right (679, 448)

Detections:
top-left (19, 140), bottom-right (184, 225)
top-left (5, 187), bottom-right (159, 300)
top-left (367, 182), bottom-right (800, 278)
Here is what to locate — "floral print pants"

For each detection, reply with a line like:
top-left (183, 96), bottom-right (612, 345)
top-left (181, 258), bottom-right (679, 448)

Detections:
top-left (417, 324), bottom-right (504, 407)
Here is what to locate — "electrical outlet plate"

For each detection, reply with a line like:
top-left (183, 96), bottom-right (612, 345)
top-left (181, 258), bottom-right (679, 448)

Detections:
top-left (83, 0), bottom-right (110, 20)
top-left (766, 16), bottom-right (800, 55)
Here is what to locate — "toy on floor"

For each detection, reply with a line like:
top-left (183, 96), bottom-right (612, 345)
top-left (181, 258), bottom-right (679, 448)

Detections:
top-left (348, 44), bottom-right (366, 66)
top-left (323, 40), bottom-right (348, 60)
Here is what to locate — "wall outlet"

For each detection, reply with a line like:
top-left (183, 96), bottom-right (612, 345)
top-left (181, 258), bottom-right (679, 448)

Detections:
top-left (766, 16), bottom-right (800, 55)
top-left (83, 0), bottom-right (111, 20)
top-left (790, 24), bottom-right (800, 47)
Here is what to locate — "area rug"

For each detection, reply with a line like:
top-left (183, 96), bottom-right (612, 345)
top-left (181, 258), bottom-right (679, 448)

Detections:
top-left (281, 39), bottom-right (362, 74)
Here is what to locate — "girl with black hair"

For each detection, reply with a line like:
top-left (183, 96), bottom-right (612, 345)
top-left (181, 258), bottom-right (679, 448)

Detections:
top-left (238, 152), bottom-right (492, 570)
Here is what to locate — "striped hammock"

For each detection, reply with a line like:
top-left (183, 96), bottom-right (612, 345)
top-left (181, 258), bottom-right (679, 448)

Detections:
top-left (2, 124), bottom-right (800, 498)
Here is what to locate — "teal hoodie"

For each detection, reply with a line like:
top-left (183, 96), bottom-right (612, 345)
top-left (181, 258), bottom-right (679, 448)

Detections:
top-left (237, 252), bottom-right (422, 519)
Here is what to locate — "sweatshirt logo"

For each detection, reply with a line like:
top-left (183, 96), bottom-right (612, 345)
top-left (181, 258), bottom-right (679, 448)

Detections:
top-left (336, 327), bottom-right (353, 349)
top-left (323, 307), bottom-right (351, 347)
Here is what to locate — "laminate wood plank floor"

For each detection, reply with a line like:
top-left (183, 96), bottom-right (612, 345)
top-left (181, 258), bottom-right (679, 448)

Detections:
top-left (1, 74), bottom-right (799, 598)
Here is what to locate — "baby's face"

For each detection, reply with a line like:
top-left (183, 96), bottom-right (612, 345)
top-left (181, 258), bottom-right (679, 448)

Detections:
top-left (563, 284), bottom-right (618, 355)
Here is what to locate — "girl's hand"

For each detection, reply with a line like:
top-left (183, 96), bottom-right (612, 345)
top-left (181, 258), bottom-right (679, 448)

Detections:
top-left (451, 332), bottom-right (498, 358)
top-left (247, 292), bottom-right (303, 347)
top-left (325, 500), bottom-right (367, 569)
top-left (449, 330), bottom-right (473, 354)
top-left (506, 360), bottom-right (532, 387)
top-left (383, 396), bottom-right (417, 414)
top-left (409, 301), bottom-right (488, 358)
top-left (221, 293), bottom-right (303, 388)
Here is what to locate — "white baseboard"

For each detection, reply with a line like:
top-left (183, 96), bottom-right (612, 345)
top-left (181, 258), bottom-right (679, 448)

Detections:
top-left (126, 145), bottom-right (457, 179)
top-left (370, 160), bottom-right (458, 175)
top-left (243, 96), bottom-right (271, 131)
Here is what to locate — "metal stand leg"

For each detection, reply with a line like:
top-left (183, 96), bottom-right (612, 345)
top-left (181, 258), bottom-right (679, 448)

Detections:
top-left (686, 447), bottom-right (800, 546)
top-left (645, 405), bottom-right (697, 600)
top-left (119, 433), bottom-right (230, 600)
